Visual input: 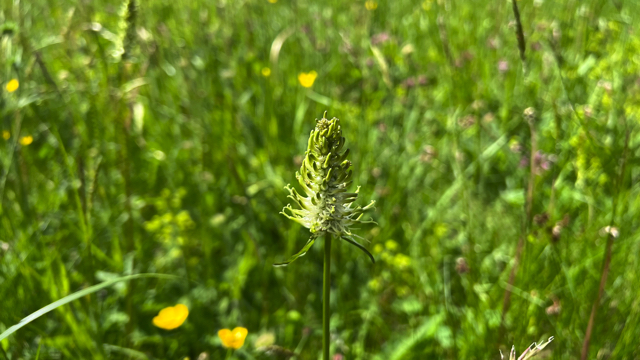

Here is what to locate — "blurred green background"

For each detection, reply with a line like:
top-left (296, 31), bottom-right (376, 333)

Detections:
top-left (1, 0), bottom-right (640, 358)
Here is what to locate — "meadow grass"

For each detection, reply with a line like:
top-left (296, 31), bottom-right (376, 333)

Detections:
top-left (1, 0), bottom-right (640, 359)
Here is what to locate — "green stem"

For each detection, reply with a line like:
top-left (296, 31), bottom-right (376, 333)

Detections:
top-left (225, 348), bottom-right (232, 360)
top-left (323, 235), bottom-right (332, 360)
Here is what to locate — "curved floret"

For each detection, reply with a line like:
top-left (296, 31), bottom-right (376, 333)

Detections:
top-left (276, 113), bottom-right (376, 266)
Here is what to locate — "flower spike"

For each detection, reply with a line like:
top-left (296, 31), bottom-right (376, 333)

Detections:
top-left (276, 113), bottom-right (376, 266)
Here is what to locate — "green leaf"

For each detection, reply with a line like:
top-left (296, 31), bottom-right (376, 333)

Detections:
top-left (0, 273), bottom-right (179, 342)
top-left (341, 236), bottom-right (375, 264)
top-left (273, 238), bottom-right (316, 267)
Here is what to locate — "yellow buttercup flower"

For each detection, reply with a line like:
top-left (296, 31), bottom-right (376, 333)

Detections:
top-left (261, 67), bottom-right (271, 77)
top-left (2, 131), bottom-right (9, 140)
top-left (218, 327), bottom-right (248, 349)
top-left (268, 0), bottom-right (277, 3)
top-left (365, 0), bottom-right (378, 10)
top-left (298, 71), bottom-right (317, 88)
top-left (152, 304), bottom-right (189, 330)
top-left (19, 136), bottom-right (33, 146)
top-left (6, 79), bottom-right (19, 93)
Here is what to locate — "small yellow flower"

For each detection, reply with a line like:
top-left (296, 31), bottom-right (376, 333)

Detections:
top-left (218, 327), bottom-right (248, 349)
top-left (2, 131), bottom-right (9, 140)
top-left (261, 67), bottom-right (271, 77)
top-left (268, 0), bottom-right (277, 3)
top-left (19, 136), bottom-right (33, 146)
top-left (298, 71), bottom-right (317, 88)
top-left (5, 79), bottom-right (19, 93)
top-left (365, 0), bottom-right (378, 10)
top-left (152, 304), bottom-right (189, 330)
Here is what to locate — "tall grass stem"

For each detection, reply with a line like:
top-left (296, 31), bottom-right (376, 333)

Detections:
top-left (511, 0), bottom-right (526, 65)
top-left (501, 110), bottom-right (536, 326)
top-left (580, 130), bottom-right (630, 360)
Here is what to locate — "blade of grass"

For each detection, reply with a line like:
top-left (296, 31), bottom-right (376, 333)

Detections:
top-left (0, 273), bottom-right (179, 341)
top-left (103, 344), bottom-right (149, 359)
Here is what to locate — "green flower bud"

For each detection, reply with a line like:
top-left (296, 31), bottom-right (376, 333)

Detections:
top-left (276, 113), bottom-right (376, 266)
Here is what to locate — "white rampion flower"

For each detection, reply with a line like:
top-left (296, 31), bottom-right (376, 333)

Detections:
top-left (275, 113), bottom-right (376, 266)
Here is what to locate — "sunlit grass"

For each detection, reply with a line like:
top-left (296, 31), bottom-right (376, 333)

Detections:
top-left (1, 0), bottom-right (639, 359)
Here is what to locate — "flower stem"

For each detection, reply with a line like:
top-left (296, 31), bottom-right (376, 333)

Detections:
top-left (323, 234), bottom-right (332, 360)
top-left (225, 348), bottom-right (232, 360)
